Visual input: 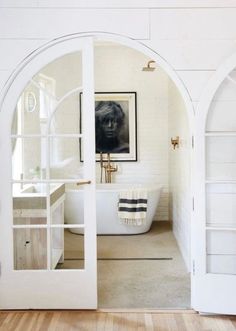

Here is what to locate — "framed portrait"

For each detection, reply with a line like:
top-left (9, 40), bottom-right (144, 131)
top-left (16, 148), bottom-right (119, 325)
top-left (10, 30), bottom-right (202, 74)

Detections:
top-left (80, 92), bottom-right (137, 162)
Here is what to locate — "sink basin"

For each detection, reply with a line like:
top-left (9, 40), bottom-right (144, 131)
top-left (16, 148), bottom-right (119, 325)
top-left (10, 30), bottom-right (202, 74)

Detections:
top-left (13, 183), bottom-right (65, 209)
top-left (20, 183), bottom-right (60, 195)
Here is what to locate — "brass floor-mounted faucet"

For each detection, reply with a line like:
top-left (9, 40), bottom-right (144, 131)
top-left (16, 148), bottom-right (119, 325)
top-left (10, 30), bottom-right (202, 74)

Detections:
top-left (100, 152), bottom-right (118, 183)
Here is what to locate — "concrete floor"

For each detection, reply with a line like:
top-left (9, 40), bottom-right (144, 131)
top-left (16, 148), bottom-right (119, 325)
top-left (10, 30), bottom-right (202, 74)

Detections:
top-left (58, 221), bottom-right (191, 309)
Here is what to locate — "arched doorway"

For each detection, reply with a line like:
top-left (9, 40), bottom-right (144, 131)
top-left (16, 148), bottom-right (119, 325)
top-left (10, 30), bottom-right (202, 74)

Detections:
top-left (0, 33), bottom-right (194, 309)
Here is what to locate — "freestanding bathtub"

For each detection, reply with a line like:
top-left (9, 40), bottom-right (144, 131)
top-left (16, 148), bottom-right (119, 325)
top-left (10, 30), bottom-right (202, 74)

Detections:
top-left (64, 183), bottom-right (162, 235)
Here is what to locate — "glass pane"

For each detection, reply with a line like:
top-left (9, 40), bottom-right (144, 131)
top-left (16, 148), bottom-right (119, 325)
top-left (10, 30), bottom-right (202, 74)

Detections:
top-left (12, 137), bottom-right (46, 181)
top-left (206, 183), bottom-right (236, 228)
top-left (13, 81), bottom-right (41, 136)
top-left (64, 184), bottom-right (84, 226)
top-left (13, 52), bottom-right (82, 136)
top-left (206, 136), bottom-right (236, 180)
top-left (14, 228), bottom-right (47, 270)
top-left (51, 184), bottom-right (66, 225)
top-left (49, 137), bottom-right (83, 179)
top-left (13, 183), bottom-right (47, 225)
top-left (48, 93), bottom-right (81, 135)
top-left (53, 228), bottom-right (84, 270)
top-left (34, 51), bottom-right (82, 100)
top-left (207, 230), bottom-right (236, 275)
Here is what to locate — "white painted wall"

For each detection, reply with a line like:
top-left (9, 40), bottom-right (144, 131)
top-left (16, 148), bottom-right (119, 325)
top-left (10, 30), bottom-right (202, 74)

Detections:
top-left (168, 79), bottom-right (191, 269)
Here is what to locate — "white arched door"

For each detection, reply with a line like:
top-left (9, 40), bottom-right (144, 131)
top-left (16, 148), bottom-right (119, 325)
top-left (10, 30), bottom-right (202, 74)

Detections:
top-left (0, 37), bottom-right (97, 309)
top-left (194, 53), bottom-right (236, 314)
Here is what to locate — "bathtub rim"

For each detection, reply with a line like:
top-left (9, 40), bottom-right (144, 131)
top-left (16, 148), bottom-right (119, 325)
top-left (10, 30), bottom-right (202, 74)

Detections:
top-left (65, 183), bottom-right (163, 193)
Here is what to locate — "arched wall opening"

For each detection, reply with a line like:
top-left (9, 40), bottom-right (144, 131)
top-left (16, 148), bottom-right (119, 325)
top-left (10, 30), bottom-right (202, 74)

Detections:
top-left (0, 33), bottom-right (194, 309)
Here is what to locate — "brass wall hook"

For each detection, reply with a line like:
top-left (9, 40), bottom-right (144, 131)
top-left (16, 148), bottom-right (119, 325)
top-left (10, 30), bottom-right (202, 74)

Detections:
top-left (171, 136), bottom-right (180, 149)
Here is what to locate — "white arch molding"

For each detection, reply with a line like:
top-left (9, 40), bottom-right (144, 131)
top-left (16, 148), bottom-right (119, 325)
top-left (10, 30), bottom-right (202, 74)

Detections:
top-left (0, 32), bottom-right (195, 128)
top-left (0, 32), bottom-right (195, 308)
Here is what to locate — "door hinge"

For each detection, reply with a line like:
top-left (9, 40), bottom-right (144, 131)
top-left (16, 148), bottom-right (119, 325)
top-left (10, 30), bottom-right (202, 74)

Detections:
top-left (192, 136), bottom-right (194, 148)
top-left (192, 260), bottom-right (195, 275)
top-left (192, 197), bottom-right (194, 211)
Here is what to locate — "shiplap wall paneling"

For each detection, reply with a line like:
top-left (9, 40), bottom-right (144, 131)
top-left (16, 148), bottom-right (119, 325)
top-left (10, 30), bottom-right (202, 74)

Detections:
top-left (176, 71), bottom-right (214, 102)
top-left (206, 101), bottom-right (236, 131)
top-left (144, 40), bottom-right (236, 70)
top-left (150, 9), bottom-right (236, 40)
top-left (206, 186), bottom-right (236, 226)
top-left (0, 9), bottom-right (149, 40)
top-left (0, 40), bottom-right (48, 71)
top-left (207, 230), bottom-right (236, 274)
top-left (0, 0), bottom-right (37, 6)
top-left (1, 0), bottom-right (236, 8)
top-left (0, 71), bottom-right (11, 92)
top-left (206, 136), bottom-right (236, 180)
top-left (213, 72), bottom-right (236, 101)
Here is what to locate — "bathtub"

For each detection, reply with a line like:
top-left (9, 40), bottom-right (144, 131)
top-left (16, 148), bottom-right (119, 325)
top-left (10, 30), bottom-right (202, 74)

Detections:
top-left (64, 183), bottom-right (162, 235)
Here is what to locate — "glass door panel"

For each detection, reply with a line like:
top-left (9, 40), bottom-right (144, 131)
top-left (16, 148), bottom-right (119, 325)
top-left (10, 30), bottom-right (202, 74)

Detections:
top-left (12, 137), bottom-right (46, 181)
top-left (52, 228), bottom-right (85, 270)
top-left (49, 137), bottom-right (83, 180)
top-left (0, 37), bottom-right (96, 309)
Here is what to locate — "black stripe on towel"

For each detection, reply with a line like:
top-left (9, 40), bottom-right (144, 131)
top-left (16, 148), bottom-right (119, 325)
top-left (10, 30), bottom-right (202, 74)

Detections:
top-left (119, 198), bottom-right (147, 204)
top-left (118, 207), bottom-right (147, 212)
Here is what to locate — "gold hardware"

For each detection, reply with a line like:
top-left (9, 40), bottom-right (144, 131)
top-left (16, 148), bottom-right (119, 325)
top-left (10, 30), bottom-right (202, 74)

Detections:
top-left (100, 152), bottom-right (103, 183)
top-left (142, 60), bottom-right (156, 71)
top-left (76, 180), bottom-right (91, 186)
top-left (171, 136), bottom-right (180, 149)
top-left (100, 153), bottom-right (118, 183)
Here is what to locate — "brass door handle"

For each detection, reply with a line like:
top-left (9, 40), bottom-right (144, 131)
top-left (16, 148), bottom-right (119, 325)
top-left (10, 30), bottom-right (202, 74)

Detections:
top-left (76, 180), bottom-right (91, 186)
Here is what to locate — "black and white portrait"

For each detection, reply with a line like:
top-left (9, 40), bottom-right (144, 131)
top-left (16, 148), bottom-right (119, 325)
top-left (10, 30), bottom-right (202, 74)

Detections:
top-left (80, 92), bottom-right (137, 161)
top-left (95, 100), bottom-right (129, 154)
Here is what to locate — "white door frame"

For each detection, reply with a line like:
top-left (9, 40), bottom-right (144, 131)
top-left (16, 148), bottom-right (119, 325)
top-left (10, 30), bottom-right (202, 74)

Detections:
top-left (0, 32), bottom-right (195, 309)
top-left (193, 52), bottom-right (236, 314)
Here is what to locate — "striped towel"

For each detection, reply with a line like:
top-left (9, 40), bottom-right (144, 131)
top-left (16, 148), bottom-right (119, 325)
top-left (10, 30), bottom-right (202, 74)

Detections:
top-left (118, 189), bottom-right (148, 226)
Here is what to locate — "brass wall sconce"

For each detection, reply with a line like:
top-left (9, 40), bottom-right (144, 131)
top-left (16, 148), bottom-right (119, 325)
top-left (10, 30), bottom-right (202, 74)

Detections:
top-left (171, 136), bottom-right (180, 149)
